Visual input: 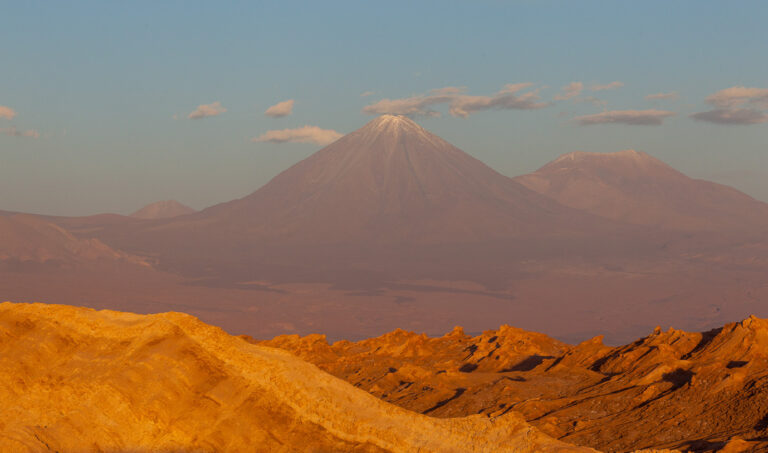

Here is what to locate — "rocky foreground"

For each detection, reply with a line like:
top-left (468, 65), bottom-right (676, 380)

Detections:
top-left (0, 302), bottom-right (595, 452)
top-left (260, 319), bottom-right (768, 452)
top-left (2, 301), bottom-right (759, 452)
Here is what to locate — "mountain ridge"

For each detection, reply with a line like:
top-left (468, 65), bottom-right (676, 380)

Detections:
top-left (131, 199), bottom-right (196, 219)
top-left (0, 214), bottom-right (150, 270)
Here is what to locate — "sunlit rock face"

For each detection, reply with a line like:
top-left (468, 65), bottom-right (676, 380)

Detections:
top-left (0, 302), bottom-right (595, 453)
top-left (262, 318), bottom-right (768, 452)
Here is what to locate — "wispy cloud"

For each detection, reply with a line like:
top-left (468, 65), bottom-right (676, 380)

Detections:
top-left (691, 108), bottom-right (768, 125)
top-left (264, 99), bottom-right (294, 118)
top-left (363, 83), bottom-right (548, 118)
top-left (705, 86), bottom-right (768, 109)
top-left (690, 86), bottom-right (768, 125)
top-left (0, 105), bottom-right (17, 120)
top-left (1, 126), bottom-right (40, 138)
top-left (553, 82), bottom-right (583, 101)
top-left (360, 91), bottom-right (376, 97)
top-left (252, 126), bottom-right (342, 146)
top-left (576, 96), bottom-right (608, 109)
top-left (645, 92), bottom-right (679, 101)
top-left (449, 84), bottom-right (548, 118)
top-left (362, 87), bottom-right (464, 118)
top-left (574, 109), bottom-right (674, 126)
top-left (591, 81), bottom-right (624, 91)
top-left (188, 101), bottom-right (226, 120)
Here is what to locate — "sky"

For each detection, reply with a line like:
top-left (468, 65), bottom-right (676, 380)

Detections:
top-left (1, 1), bottom-right (767, 216)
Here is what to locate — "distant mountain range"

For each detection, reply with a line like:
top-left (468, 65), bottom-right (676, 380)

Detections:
top-left (130, 200), bottom-right (196, 219)
top-left (0, 214), bottom-right (149, 271)
top-left (2, 114), bottom-right (768, 343)
top-left (53, 115), bottom-right (669, 286)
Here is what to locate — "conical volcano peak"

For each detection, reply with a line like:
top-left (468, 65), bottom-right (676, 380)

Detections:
top-left (360, 114), bottom-right (427, 135)
top-left (369, 114), bottom-right (421, 130)
top-left (350, 114), bottom-right (446, 148)
top-left (209, 108), bottom-right (585, 244)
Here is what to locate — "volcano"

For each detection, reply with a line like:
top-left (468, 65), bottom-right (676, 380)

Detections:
top-left (201, 114), bottom-right (603, 242)
top-left (515, 150), bottom-right (768, 232)
top-left (92, 115), bottom-right (651, 286)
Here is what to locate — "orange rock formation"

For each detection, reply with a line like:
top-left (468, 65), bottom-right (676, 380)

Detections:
top-left (0, 302), bottom-right (598, 452)
top-left (261, 318), bottom-right (768, 452)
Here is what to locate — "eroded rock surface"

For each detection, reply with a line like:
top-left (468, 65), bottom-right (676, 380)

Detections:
top-left (261, 318), bottom-right (768, 452)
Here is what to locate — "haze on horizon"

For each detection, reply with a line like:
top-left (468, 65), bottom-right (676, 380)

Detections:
top-left (2, 1), bottom-right (768, 216)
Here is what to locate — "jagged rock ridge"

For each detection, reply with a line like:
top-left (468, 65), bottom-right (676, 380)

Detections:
top-left (262, 317), bottom-right (768, 452)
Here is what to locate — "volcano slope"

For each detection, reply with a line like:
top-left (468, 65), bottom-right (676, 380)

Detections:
top-left (260, 317), bottom-right (768, 452)
top-left (0, 302), bottom-right (598, 453)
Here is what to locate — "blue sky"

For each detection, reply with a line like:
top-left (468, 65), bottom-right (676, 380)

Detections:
top-left (2, 1), bottom-right (767, 215)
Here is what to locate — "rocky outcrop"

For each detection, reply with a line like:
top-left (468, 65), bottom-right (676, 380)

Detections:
top-left (263, 319), bottom-right (768, 452)
top-left (0, 302), bottom-right (594, 452)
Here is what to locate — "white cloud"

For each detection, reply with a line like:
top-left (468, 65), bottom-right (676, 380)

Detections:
top-left (252, 126), bottom-right (343, 146)
top-left (645, 92), bottom-right (679, 101)
top-left (362, 83), bottom-right (548, 118)
top-left (705, 86), bottom-right (768, 109)
top-left (0, 106), bottom-right (17, 120)
top-left (360, 91), bottom-right (376, 97)
top-left (188, 101), bottom-right (226, 120)
top-left (690, 86), bottom-right (768, 125)
top-left (264, 99), bottom-right (294, 118)
top-left (690, 108), bottom-right (768, 125)
top-left (591, 81), bottom-right (624, 91)
top-left (449, 84), bottom-right (547, 118)
top-left (574, 109), bottom-right (675, 126)
top-left (554, 82), bottom-right (583, 101)
top-left (362, 91), bottom-right (455, 118)
top-left (1, 126), bottom-right (40, 138)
